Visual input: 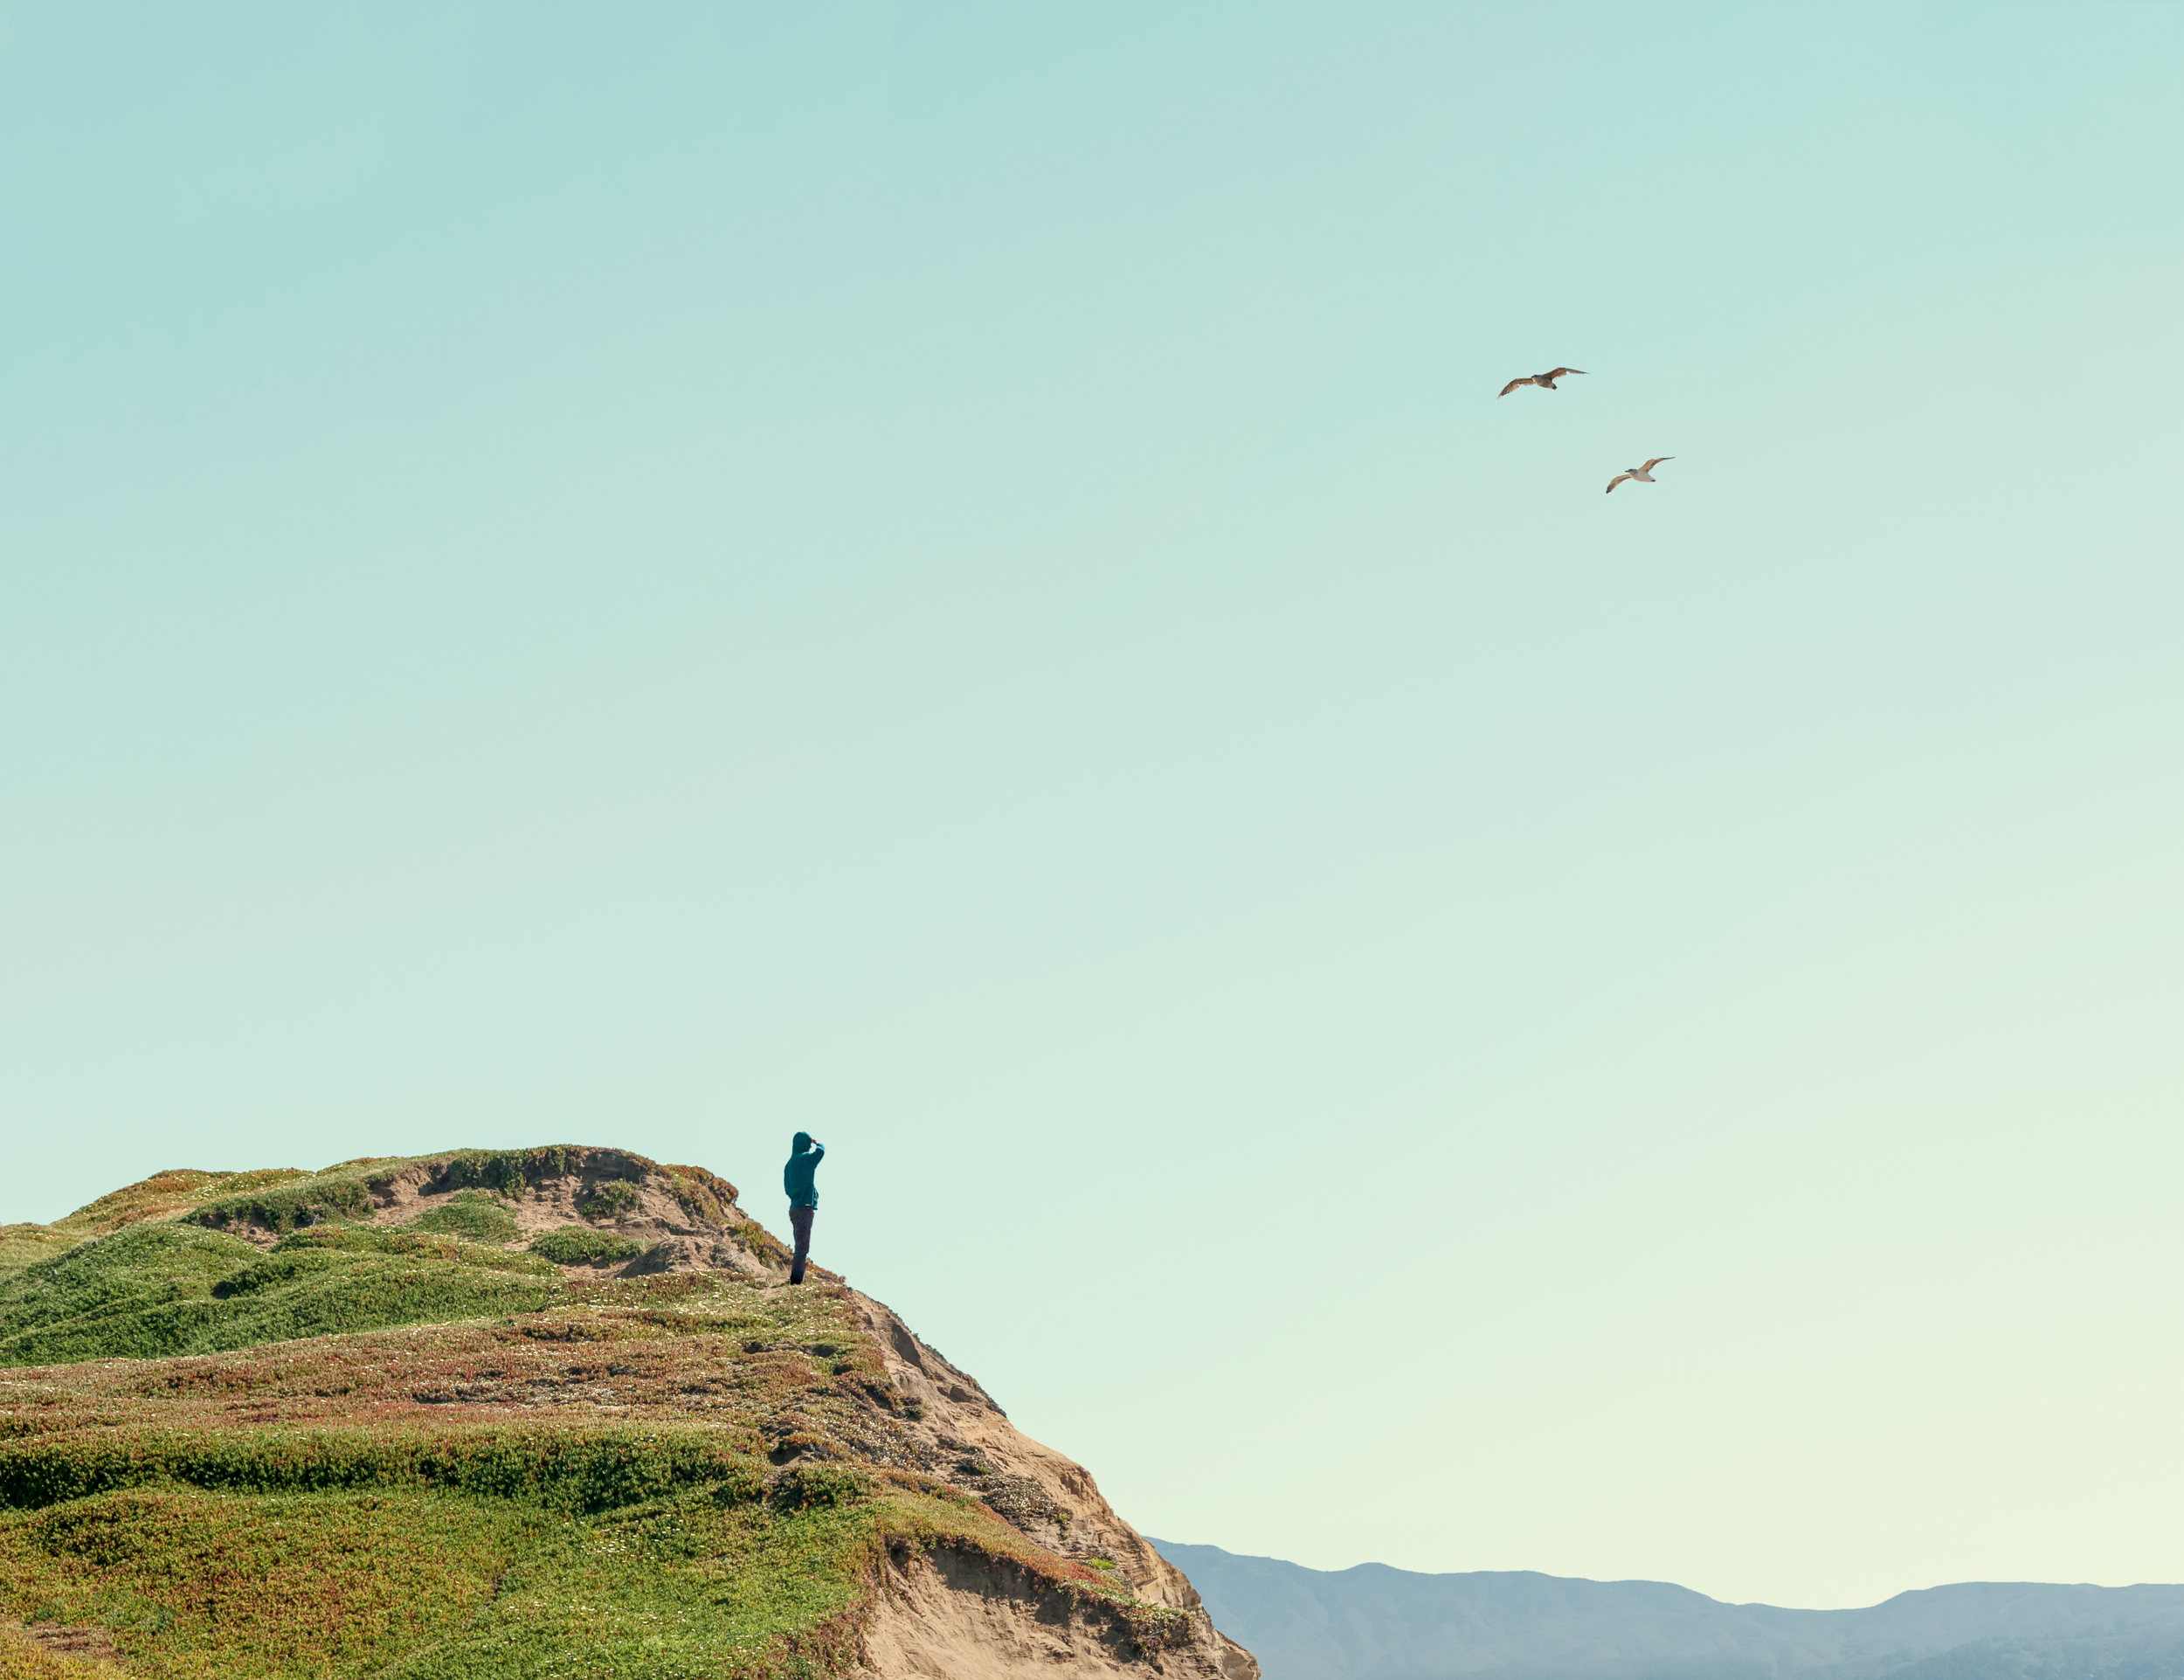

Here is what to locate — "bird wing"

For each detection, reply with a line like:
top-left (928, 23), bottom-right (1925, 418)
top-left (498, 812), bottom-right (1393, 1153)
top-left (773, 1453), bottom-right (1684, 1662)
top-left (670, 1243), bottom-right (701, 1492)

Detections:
top-left (1497, 377), bottom-right (1531, 397)
top-left (1605, 473), bottom-right (1631, 494)
top-left (1544, 368), bottom-right (1587, 380)
top-left (1641, 457), bottom-right (1674, 470)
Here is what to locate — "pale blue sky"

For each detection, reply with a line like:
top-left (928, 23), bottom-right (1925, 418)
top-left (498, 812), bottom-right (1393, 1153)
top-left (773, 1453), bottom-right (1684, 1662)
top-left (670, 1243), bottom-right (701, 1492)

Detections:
top-left (4, 3), bottom-right (2182, 1609)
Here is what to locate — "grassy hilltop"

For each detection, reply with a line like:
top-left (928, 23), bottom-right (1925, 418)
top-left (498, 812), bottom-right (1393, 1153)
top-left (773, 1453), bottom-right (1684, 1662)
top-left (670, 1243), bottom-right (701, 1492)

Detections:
top-left (0, 1148), bottom-right (1192, 1679)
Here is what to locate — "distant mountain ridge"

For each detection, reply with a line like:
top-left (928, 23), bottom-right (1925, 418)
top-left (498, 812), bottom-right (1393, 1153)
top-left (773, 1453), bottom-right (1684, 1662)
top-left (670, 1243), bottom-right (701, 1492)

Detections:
top-left (1149, 1541), bottom-right (2184, 1680)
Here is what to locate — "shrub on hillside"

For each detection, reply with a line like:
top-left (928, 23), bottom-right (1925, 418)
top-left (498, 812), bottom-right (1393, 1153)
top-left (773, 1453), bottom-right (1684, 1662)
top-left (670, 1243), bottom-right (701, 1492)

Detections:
top-left (577, 1180), bottom-right (640, 1220)
top-left (660, 1162), bottom-right (740, 1225)
top-left (529, 1227), bottom-right (643, 1268)
top-left (773, 1462), bottom-right (873, 1511)
top-left (404, 1192), bottom-right (519, 1246)
top-left (436, 1147), bottom-right (574, 1197)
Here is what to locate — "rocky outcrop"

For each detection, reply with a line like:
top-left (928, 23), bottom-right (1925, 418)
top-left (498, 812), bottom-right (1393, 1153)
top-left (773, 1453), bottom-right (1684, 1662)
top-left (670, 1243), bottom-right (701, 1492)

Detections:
top-left (187, 1145), bottom-right (802, 1279)
top-left (861, 1544), bottom-right (1259, 1680)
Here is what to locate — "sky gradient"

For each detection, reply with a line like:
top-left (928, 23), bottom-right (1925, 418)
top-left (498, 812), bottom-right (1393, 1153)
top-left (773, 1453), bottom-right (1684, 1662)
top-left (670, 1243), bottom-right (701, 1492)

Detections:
top-left (4, 2), bottom-right (2182, 1609)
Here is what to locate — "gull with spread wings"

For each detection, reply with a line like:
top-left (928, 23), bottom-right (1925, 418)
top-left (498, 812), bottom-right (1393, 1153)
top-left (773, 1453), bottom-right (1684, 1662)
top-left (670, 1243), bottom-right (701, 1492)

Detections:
top-left (1605, 457), bottom-right (1673, 494)
top-left (1497, 366), bottom-right (1586, 397)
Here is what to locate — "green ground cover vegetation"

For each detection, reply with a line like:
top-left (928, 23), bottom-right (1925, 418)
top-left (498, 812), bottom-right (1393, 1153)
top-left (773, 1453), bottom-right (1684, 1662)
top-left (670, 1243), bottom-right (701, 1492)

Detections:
top-left (403, 1193), bottom-right (522, 1246)
top-left (528, 1227), bottom-right (644, 1267)
top-left (0, 1151), bottom-right (1178, 1677)
top-left (0, 1460), bottom-right (1126, 1679)
top-left (0, 1226), bottom-right (557, 1369)
top-left (577, 1181), bottom-right (641, 1220)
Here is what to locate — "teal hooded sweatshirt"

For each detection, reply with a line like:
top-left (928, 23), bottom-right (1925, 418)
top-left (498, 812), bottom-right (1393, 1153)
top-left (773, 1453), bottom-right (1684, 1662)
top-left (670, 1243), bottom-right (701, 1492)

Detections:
top-left (784, 1133), bottom-right (824, 1208)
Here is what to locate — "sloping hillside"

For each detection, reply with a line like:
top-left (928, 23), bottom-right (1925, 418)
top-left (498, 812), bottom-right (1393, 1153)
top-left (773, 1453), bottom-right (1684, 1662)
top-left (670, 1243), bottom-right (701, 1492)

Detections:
top-left (0, 1147), bottom-right (1255, 1678)
top-left (1151, 1541), bottom-right (2184, 1680)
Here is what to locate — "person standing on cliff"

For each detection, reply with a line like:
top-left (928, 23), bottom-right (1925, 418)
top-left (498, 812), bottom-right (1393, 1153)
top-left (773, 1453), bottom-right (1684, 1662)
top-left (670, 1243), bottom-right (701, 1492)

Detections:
top-left (783, 1131), bottom-right (824, 1284)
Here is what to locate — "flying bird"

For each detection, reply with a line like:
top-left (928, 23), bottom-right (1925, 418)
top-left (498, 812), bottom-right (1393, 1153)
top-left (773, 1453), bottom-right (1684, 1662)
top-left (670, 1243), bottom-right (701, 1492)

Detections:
top-left (1498, 367), bottom-right (1586, 397)
top-left (1605, 457), bottom-right (1673, 494)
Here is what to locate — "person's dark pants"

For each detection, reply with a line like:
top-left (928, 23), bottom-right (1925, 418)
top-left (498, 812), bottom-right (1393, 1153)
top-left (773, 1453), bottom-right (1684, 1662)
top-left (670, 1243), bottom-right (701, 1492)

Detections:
top-left (789, 1205), bottom-right (815, 1283)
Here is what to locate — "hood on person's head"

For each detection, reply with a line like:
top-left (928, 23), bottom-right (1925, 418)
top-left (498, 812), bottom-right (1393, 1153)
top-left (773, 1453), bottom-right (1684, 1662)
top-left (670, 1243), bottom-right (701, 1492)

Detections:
top-left (791, 1131), bottom-right (813, 1154)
